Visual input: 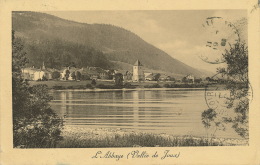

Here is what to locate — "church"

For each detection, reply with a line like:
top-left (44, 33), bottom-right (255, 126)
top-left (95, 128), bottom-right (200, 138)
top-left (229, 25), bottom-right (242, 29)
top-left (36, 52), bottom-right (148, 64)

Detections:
top-left (132, 60), bottom-right (144, 82)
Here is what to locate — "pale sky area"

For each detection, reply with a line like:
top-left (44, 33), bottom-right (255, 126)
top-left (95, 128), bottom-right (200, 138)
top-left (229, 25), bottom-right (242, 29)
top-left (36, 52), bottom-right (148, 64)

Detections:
top-left (45, 10), bottom-right (247, 73)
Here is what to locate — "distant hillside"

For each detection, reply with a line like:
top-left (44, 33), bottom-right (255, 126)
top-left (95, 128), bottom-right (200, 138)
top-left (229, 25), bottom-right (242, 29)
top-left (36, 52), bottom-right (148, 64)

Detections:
top-left (12, 11), bottom-right (210, 77)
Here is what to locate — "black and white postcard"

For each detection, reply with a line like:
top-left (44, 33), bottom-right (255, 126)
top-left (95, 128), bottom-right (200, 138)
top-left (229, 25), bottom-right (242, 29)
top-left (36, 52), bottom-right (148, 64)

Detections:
top-left (0, 0), bottom-right (259, 164)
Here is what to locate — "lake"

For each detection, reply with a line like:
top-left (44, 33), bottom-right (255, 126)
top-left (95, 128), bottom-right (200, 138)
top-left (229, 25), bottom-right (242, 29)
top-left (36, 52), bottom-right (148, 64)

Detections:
top-left (50, 88), bottom-right (240, 139)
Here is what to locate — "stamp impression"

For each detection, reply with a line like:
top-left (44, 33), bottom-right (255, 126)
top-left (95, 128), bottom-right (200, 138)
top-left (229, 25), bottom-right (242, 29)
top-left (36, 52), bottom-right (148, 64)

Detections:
top-left (199, 17), bottom-right (241, 64)
top-left (204, 86), bottom-right (232, 110)
top-left (205, 83), bottom-right (253, 112)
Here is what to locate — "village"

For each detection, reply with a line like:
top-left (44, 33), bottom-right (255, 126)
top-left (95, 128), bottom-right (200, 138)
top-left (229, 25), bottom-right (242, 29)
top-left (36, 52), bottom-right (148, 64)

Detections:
top-left (22, 60), bottom-right (207, 85)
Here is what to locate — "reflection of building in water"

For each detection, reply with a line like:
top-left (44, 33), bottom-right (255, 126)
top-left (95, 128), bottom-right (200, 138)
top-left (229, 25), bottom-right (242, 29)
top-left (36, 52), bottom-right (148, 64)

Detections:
top-left (60, 91), bottom-right (73, 121)
top-left (132, 90), bottom-right (147, 128)
top-left (132, 91), bottom-right (140, 128)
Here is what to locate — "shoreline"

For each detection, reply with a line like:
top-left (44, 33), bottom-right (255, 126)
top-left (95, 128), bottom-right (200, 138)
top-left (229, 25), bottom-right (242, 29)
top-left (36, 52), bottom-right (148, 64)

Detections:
top-left (29, 80), bottom-right (225, 90)
top-left (50, 87), bottom-right (206, 92)
top-left (59, 126), bottom-right (249, 147)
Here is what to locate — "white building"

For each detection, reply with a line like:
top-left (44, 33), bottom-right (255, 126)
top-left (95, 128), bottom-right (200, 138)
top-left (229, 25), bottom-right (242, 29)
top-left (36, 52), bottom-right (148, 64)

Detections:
top-left (186, 74), bottom-right (195, 83)
top-left (132, 60), bottom-right (144, 82)
top-left (34, 70), bottom-right (46, 80)
top-left (22, 68), bottom-right (49, 81)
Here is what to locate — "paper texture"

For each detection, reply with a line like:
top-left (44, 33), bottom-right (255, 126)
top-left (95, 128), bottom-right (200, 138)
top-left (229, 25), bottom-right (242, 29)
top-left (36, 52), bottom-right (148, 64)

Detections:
top-left (0, 0), bottom-right (259, 164)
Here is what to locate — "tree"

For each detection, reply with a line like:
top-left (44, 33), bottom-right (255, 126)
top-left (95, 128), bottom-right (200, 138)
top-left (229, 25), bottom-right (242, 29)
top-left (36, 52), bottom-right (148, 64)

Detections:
top-left (153, 73), bottom-right (161, 81)
top-left (51, 71), bottom-right (61, 80)
top-left (75, 71), bottom-right (81, 81)
top-left (182, 77), bottom-right (187, 83)
top-left (91, 79), bottom-right (96, 86)
top-left (114, 73), bottom-right (123, 86)
top-left (205, 77), bottom-right (212, 82)
top-left (12, 31), bottom-right (63, 148)
top-left (217, 43), bottom-right (249, 138)
top-left (65, 70), bottom-right (70, 80)
top-left (169, 77), bottom-right (176, 81)
top-left (107, 70), bottom-right (115, 80)
top-left (194, 78), bottom-right (202, 83)
top-left (42, 75), bottom-right (48, 81)
top-left (81, 74), bottom-right (90, 80)
top-left (71, 72), bottom-right (76, 80)
top-left (201, 109), bottom-right (224, 138)
top-left (201, 43), bottom-right (249, 138)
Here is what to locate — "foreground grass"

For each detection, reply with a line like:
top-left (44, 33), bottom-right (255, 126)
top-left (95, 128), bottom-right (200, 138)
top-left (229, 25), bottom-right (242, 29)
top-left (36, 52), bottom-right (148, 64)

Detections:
top-left (52, 127), bottom-right (237, 148)
top-left (57, 133), bottom-right (223, 148)
top-left (16, 127), bottom-right (248, 148)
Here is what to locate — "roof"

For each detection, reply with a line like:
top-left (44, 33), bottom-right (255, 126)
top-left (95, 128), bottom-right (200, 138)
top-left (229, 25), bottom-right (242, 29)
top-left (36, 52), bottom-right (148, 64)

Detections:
top-left (146, 74), bottom-right (154, 79)
top-left (134, 60), bottom-right (143, 66)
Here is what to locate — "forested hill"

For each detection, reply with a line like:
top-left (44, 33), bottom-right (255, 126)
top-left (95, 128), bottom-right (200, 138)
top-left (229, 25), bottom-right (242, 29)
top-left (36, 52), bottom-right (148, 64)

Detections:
top-left (12, 11), bottom-right (208, 77)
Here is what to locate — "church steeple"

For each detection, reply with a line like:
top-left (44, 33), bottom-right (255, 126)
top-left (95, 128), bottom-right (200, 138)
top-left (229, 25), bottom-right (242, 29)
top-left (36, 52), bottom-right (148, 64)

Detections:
top-left (134, 60), bottom-right (143, 66)
top-left (42, 62), bottom-right (46, 70)
top-left (133, 59), bottom-right (144, 82)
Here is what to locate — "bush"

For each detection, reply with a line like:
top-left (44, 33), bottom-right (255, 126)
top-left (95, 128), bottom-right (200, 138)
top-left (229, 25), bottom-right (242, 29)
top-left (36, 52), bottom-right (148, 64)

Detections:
top-left (86, 84), bottom-right (93, 89)
top-left (71, 85), bottom-right (86, 89)
top-left (81, 75), bottom-right (90, 80)
top-left (96, 84), bottom-right (104, 88)
top-left (75, 71), bottom-right (81, 81)
top-left (13, 84), bottom-right (63, 148)
top-left (91, 79), bottom-right (96, 86)
top-left (163, 84), bottom-right (170, 88)
top-left (52, 85), bottom-right (64, 90)
top-left (124, 82), bottom-right (135, 89)
top-left (114, 73), bottom-right (123, 87)
top-left (144, 84), bottom-right (161, 88)
top-left (51, 71), bottom-right (61, 80)
top-left (42, 75), bottom-right (48, 81)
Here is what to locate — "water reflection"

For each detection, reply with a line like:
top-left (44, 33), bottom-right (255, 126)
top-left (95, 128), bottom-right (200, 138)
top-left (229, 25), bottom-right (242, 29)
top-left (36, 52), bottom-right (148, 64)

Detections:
top-left (50, 89), bottom-right (240, 138)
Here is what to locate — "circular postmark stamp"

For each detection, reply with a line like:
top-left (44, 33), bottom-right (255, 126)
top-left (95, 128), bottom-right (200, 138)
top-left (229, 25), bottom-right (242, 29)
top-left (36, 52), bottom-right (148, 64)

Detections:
top-left (204, 82), bottom-right (253, 111)
top-left (199, 17), bottom-right (241, 64)
top-left (204, 86), bottom-right (232, 110)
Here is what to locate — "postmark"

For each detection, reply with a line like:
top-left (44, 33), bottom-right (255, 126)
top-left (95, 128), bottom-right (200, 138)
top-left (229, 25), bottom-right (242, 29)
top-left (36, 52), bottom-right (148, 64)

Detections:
top-left (204, 86), bottom-right (232, 110)
top-left (204, 82), bottom-right (253, 111)
top-left (199, 17), bottom-right (241, 64)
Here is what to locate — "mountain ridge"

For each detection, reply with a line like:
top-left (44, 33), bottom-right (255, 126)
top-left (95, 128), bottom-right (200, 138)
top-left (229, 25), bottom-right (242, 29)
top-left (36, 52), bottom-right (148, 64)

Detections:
top-left (12, 11), bottom-right (212, 78)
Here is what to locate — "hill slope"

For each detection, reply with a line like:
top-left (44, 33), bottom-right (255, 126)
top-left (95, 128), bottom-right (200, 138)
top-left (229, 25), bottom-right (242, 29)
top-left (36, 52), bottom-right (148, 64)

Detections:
top-left (12, 11), bottom-right (208, 77)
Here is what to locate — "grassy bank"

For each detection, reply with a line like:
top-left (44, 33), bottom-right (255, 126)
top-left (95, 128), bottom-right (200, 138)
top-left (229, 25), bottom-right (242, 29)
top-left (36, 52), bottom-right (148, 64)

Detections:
top-left (54, 127), bottom-right (248, 148)
top-left (29, 80), bottom-right (224, 90)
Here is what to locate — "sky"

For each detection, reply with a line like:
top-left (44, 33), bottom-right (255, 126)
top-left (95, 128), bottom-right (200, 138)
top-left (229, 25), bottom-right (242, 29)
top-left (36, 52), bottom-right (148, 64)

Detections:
top-left (45, 10), bottom-right (247, 72)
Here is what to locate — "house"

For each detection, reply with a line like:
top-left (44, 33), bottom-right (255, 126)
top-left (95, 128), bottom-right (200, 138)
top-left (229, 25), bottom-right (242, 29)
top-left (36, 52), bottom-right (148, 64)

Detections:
top-left (159, 74), bottom-right (170, 81)
top-left (34, 70), bottom-right (46, 80)
top-left (84, 70), bottom-right (98, 80)
top-left (99, 70), bottom-right (109, 80)
top-left (22, 67), bottom-right (37, 80)
top-left (22, 68), bottom-right (49, 81)
top-left (144, 72), bottom-right (152, 77)
top-left (186, 74), bottom-right (195, 83)
top-left (60, 67), bottom-right (80, 80)
top-left (22, 62), bottom-right (53, 81)
top-left (145, 74), bottom-right (154, 81)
